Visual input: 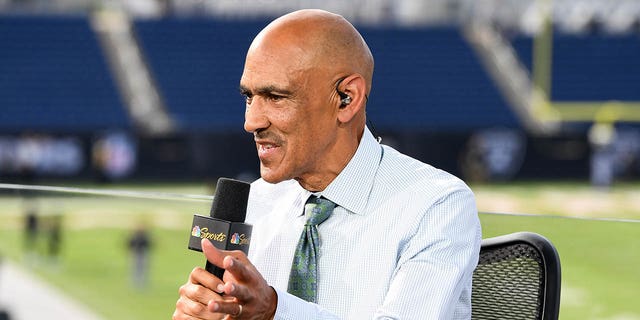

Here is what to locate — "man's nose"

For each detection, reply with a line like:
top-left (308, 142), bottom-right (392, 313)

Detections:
top-left (244, 98), bottom-right (269, 133)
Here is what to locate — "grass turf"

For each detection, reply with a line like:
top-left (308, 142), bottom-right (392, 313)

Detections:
top-left (0, 181), bottom-right (638, 319)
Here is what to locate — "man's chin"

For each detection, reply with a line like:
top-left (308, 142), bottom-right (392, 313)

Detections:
top-left (259, 166), bottom-right (288, 184)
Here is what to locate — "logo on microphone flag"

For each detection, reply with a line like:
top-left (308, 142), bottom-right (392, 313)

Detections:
top-left (229, 233), bottom-right (250, 246)
top-left (192, 226), bottom-right (201, 237)
top-left (188, 214), bottom-right (251, 252)
top-left (230, 233), bottom-right (240, 244)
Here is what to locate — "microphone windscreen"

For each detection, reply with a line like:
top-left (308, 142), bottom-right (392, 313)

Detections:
top-left (209, 178), bottom-right (250, 222)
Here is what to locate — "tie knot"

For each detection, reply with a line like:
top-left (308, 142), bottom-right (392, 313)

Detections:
top-left (304, 196), bottom-right (335, 226)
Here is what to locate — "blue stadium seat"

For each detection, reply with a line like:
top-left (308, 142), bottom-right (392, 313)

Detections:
top-left (0, 16), bottom-right (130, 132)
top-left (134, 19), bottom-right (521, 132)
top-left (360, 27), bottom-right (520, 130)
top-left (512, 33), bottom-right (640, 102)
top-left (135, 18), bottom-right (268, 133)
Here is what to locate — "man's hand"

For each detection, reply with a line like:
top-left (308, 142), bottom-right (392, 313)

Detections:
top-left (173, 264), bottom-right (231, 319)
top-left (173, 239), bottom-right (277, 320)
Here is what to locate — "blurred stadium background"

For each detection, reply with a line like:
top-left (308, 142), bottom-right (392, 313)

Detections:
top-left (0, 0), bottom-right (639, 319)
top-left (1, 0), bottom-right (639, 182)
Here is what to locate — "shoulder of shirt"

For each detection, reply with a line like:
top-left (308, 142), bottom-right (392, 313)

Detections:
top-left (377, 144), bottom-right (473, 199)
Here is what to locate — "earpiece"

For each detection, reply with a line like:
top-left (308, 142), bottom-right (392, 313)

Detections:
top-left (337, 90), bottom-right (352, 107)
top-left (335, 77), bottom-right (352, 108)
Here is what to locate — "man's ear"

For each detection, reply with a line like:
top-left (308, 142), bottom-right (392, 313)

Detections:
top-left (336, 74), bottom-right (367, 123)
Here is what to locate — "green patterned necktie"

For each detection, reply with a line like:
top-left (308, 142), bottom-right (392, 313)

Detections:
top-left (287, 195), bottom-right (336, 302)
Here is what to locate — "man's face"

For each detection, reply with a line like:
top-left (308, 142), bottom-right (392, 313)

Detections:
top-left (240, 43), bottom-right (338, 186)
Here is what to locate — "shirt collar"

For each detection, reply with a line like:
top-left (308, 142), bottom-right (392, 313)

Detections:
top-left (319, 127), bottom-right (382, 215)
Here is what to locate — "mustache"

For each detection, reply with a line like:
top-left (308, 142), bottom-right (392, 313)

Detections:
top-left (254, 131), bottom-right (284, 145)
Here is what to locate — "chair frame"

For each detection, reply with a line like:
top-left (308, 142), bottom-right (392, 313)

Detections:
top-left (474, 231), bottom-right (562, 320)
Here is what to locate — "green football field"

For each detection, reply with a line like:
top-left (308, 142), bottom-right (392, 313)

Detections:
top-left (0, 181), bottom-right (638, 319)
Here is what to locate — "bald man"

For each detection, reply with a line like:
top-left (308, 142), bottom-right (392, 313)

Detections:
top-left (174, 9), bottom-right (481, 320)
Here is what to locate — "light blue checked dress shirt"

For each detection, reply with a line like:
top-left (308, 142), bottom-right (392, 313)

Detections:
top-left (246, 127), bottom-right (482, 319)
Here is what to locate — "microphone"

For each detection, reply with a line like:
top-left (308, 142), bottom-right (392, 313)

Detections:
top-left (188, 178), bottom-right (252, 279)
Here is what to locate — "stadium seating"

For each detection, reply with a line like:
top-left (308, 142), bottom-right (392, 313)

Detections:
top-left (3, 15), bottom-right (638, 134)
top-left (134, 19), bottom-right (521, 132)
top-left (359, 26), bottom-right (521, 130)
top-left (512, 33), bottom-right (640, 102)
top-left (0, 15), bottom-right (130, 132)
top-left (134, 18), bottom-right (268, 133)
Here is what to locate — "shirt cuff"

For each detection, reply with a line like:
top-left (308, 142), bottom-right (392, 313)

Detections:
top-left (272, 287), bottom-right (339, 320)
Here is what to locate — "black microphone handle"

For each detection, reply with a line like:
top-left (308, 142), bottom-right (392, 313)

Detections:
top-left (205, 261), bottom-right (225, 280)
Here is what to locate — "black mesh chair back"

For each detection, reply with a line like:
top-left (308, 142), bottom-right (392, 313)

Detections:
top-left (471, 232), bottom-right (561, 320)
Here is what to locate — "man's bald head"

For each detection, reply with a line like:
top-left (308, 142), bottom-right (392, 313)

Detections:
top-left (248, 9), bottom-right (374, 93)
top-left (241, 10), bottom-right (375, 190)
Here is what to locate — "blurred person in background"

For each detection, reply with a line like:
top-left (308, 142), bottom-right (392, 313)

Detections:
top-left (127, 224), bottom-right (153, 289)
top-left (588, 121), bottom-right (616, 190)
top-left (22, 198), bottom-right (39, 265)
top-left (45, 214), bottom-right (63, 269)
top-left (174, 9), bottom-right (481, 320)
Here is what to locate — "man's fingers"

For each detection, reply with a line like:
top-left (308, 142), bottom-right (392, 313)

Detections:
top-left (188, 267), bottom-right (225, 294)
top-left (175, 295), bottom-right (209, 317)
top-left (201, 238), bottom-right (228, 270)
top-left (209, 299), bottom-right (243, 318)
top-left (221, 280), bottom-right (253, 302)
top-left (202, 239), bottom-right (252, 283)
top-left (174, 295), bottom-right (234, 320)
top-left (222, 255), bottom-right (252, 283)
top-left (179, 282), bottom-right (220, 306)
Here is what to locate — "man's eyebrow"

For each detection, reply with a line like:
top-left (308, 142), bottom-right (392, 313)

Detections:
top-left (239, 84), bottom-right (293, 96)
top-left (239, 85), bottom-right (251, 95)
